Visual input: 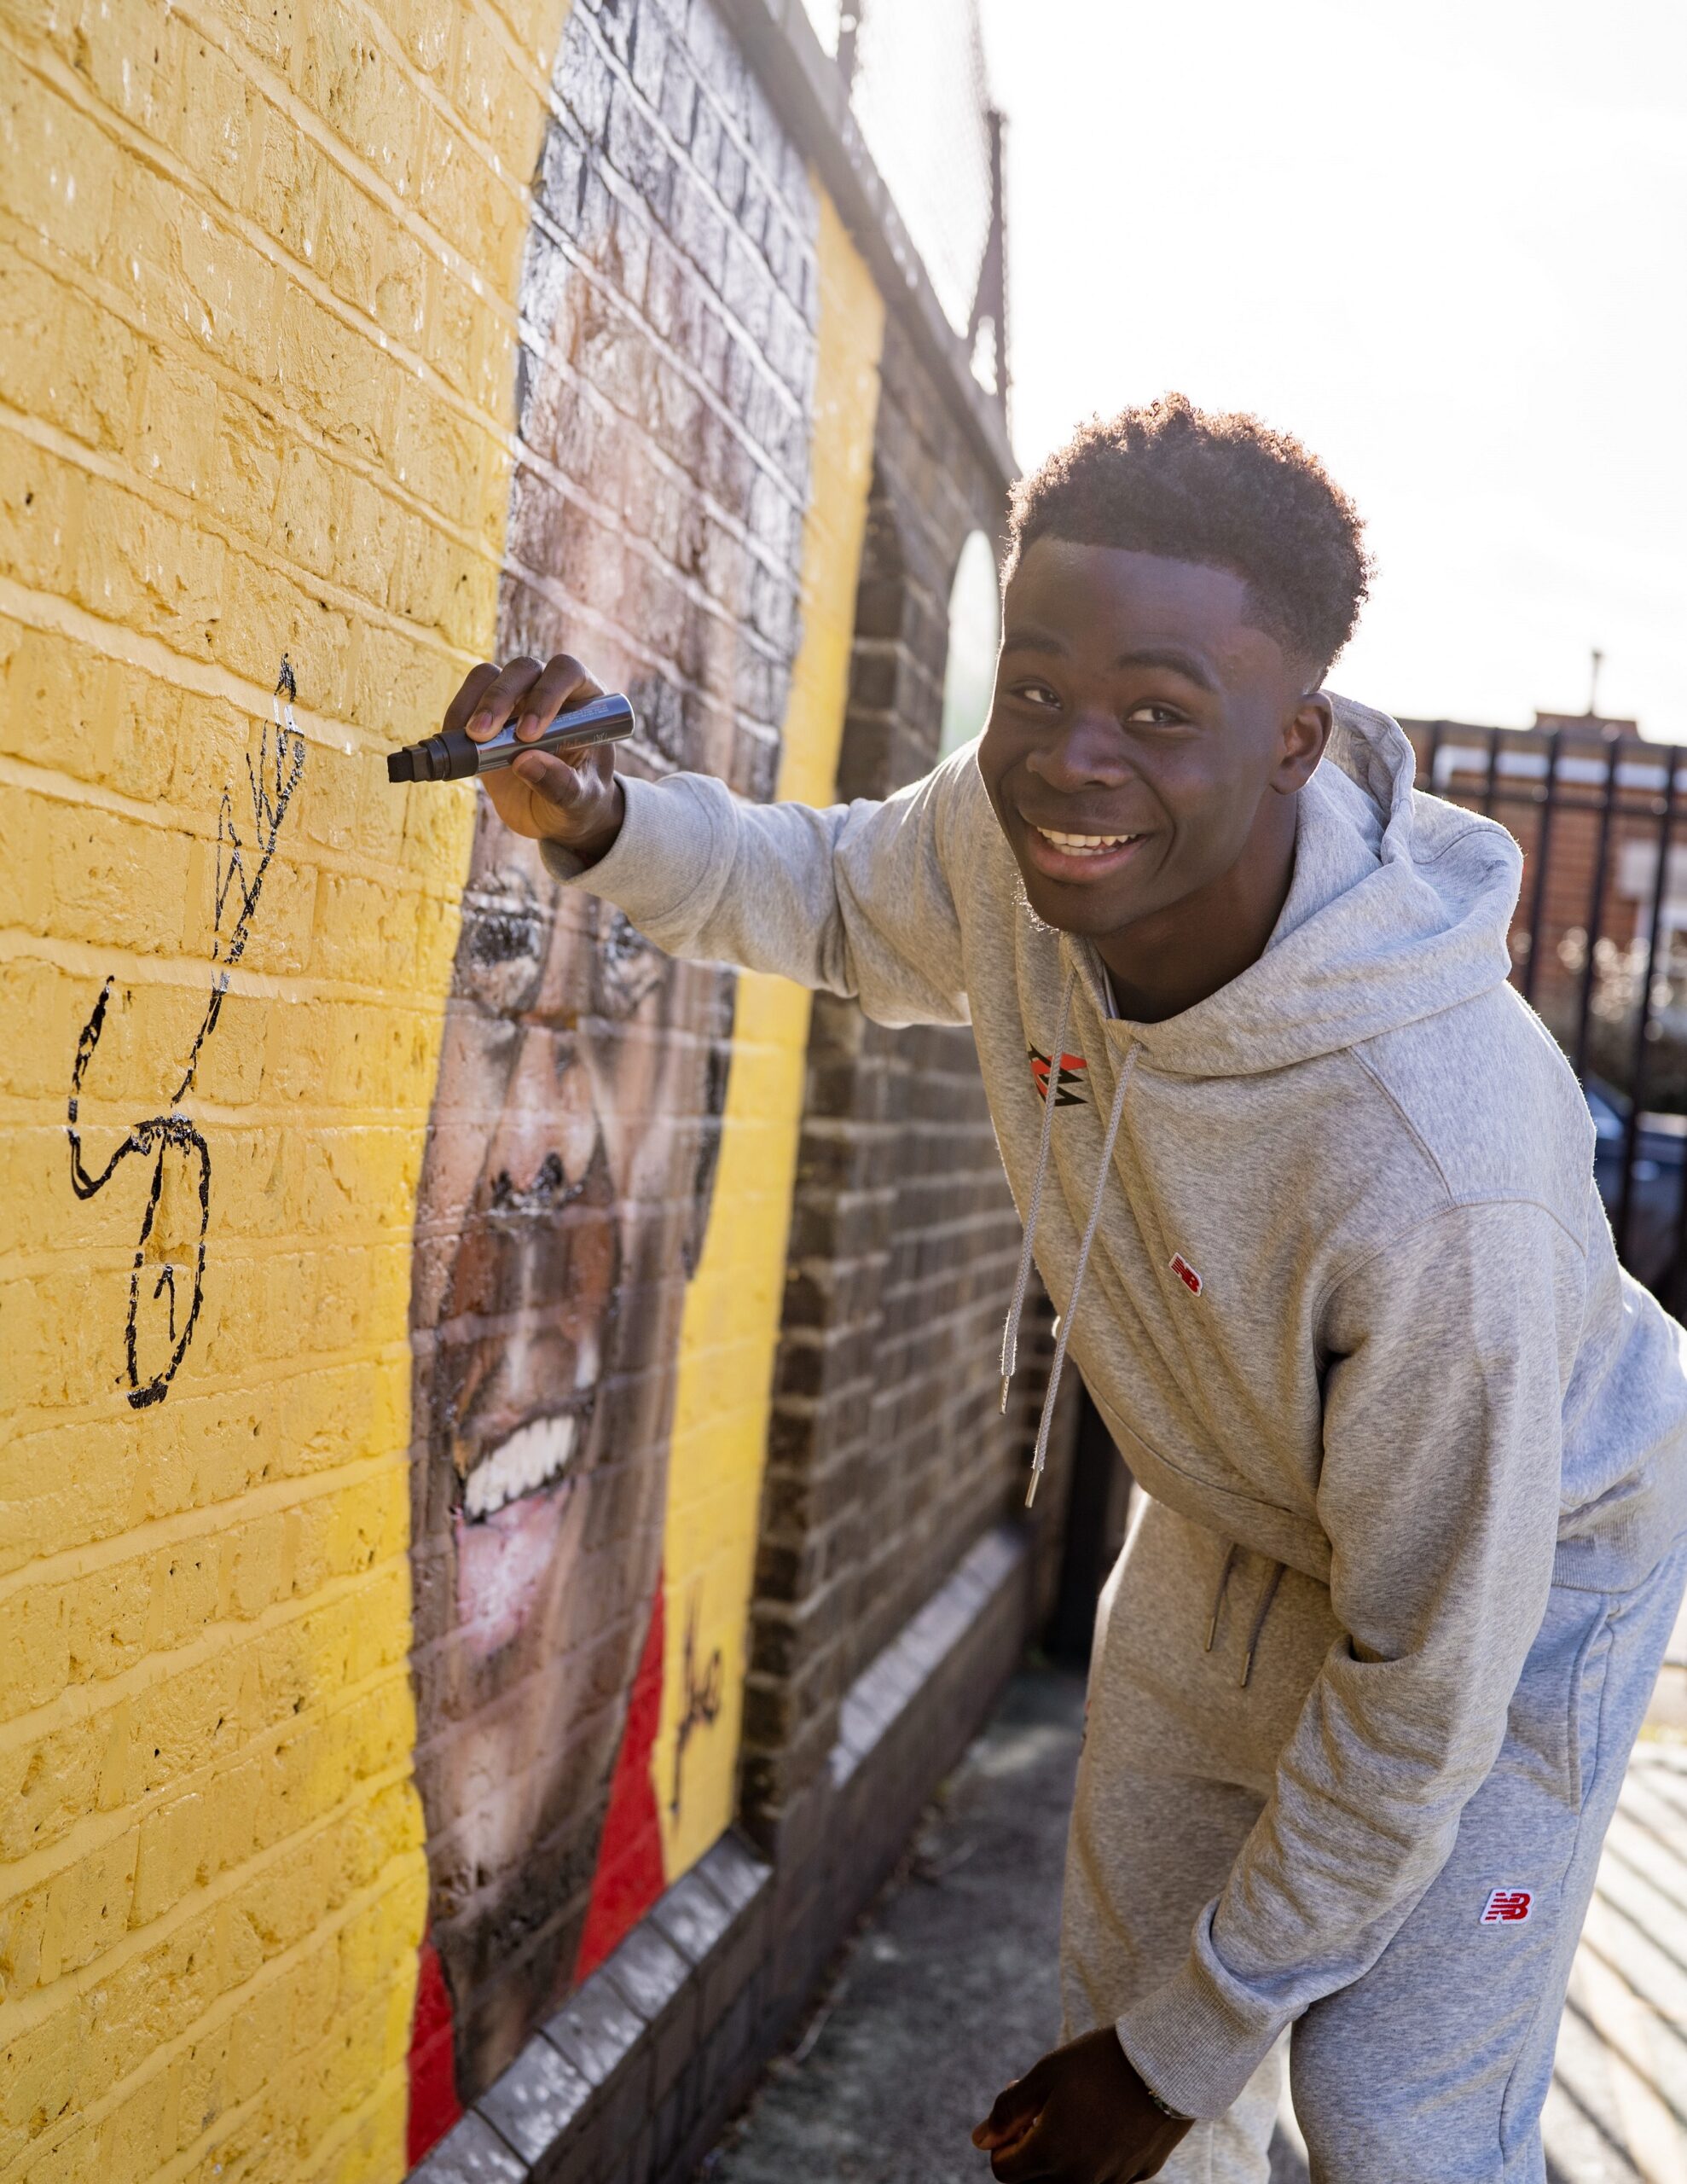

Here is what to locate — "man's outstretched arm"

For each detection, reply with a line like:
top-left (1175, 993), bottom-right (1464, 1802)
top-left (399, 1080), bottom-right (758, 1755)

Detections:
top-left (438, 651), bottom-right (975, 1029)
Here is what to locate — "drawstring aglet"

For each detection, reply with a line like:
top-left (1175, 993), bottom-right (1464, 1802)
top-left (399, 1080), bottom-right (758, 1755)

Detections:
top-left (1238, 1562), bottom-right (1285, 1690)
top-left (1024, 1461), bottom-right (1042, 1509)
top-left (1206, 1542), bottom-right (1238, 1654)
top-left (1000, 1374), bottom-right (1012, 1417)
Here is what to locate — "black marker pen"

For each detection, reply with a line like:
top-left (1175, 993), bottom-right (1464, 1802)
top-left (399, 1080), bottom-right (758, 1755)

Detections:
top-left (386, 692), bottom-right (636, 783)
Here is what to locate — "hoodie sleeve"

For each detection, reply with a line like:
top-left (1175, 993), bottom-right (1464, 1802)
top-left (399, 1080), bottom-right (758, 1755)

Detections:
top-left (1115, 1195), bottom-right (1584, 2118)
top-left (537, 753), bottom-right (973, 1029)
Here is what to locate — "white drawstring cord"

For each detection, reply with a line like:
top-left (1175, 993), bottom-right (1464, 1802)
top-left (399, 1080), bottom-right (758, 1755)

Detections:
top-left (1026, 1043), bottom-right (1138, 1507)
top-left (1240, 1561), bottom-right (1285, 1688)
top-left (1206, 1542), bottom-right (1238, 1652)
top-left (1000, 967), bottom-right (1078, 1412)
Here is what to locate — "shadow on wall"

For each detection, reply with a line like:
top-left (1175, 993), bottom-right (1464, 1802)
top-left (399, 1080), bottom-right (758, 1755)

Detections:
top-left (404, 0), bottom-right (822, 2118)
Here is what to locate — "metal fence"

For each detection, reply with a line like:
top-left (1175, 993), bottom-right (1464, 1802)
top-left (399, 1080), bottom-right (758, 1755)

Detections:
top-left (1406, 718), bottom-right (1687, 1299)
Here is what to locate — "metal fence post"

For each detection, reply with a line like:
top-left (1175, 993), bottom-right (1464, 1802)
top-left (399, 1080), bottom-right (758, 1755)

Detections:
top-left (1572, 732), bottom-right (1623, 1083)
top-left (1521, 729), bottom-right (1563, 1008)
top-left (1615, 755), bottom-right (1678, 1260)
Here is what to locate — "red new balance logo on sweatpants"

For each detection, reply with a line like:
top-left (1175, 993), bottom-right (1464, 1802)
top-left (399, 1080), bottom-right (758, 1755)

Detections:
top-left (1480, 1889), bottom-right (1533, 1924)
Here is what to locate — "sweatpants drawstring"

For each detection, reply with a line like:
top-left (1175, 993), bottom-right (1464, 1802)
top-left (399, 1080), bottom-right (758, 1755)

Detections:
top-left (1206, 1543), bottom-right (1238, 1653)
top-left (1206, 1543), bottom-right (1287, 1688)
top-left (1240, 1561), bottom-right (1285, 1689)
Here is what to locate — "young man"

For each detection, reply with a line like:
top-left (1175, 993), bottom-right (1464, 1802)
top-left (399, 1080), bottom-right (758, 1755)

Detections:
top-left (436, 397), bottom-right (1687, 2181)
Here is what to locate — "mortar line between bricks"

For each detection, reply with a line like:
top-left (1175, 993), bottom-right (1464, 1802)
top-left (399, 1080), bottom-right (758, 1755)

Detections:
top-left (0, 220), bottom-right (516, 576)
top-left (570, 1), bottom-right (813, 245)
top-left (4, 1226), bottom-right (427, 1282)
top-left (9, 9), bottom-right (531, 365)
top-left (0, 747), bottom-right (467, 901)
top-left (185, 0), bottom-right (537, 227)
top-left (0, 27), bottom-right (525, 452)
top-left (0, 400), bottom-right (496, 685)
top-left (444, 0), bottom-right (562, 102)
top-left (0, 571), bottom-right (435, 759)
top-left (0, 923), bottom-right (473, 1012)
top-left (521, 54), bottom-right (816, 427)
top-left (0, 1548), bottom-right (418, 1759)
top-left (292, 2057), bottom-right (426, 2184)
top-left (278, 2058), bottom-right (420, 2184)
top-left (501, 545), bottom-right (789, 714)
top-left (506, 314), bottom-right (805, 588)
top-left (0, 1443), bottom-right (407, 1613)
top-left (0, 1338), bottom-right (419, 1446)
top-left (0, 1844), bottom-right (426, 2181)
top-left (0, 1687), bottom-right (418, 1921)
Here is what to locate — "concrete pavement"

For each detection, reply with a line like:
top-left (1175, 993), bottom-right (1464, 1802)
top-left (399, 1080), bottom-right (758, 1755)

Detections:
top-left (703, 1663), bottom-right (1687, 2184)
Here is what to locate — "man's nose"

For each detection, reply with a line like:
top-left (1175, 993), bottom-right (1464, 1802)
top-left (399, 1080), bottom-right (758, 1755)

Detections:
top-left (1024, 710), bottom-right (1132, 792)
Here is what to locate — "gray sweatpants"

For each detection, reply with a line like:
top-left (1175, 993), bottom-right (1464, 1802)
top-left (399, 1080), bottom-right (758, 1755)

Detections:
top-left (1061, 1496), bottom-right (1687, 2183)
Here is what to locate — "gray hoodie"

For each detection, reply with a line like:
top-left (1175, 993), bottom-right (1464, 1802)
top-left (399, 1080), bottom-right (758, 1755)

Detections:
top-left (541, 696), bottom-right (1687, 2113)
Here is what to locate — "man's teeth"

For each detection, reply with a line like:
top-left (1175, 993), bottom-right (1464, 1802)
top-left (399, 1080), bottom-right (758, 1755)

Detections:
top-left (1036, 827), bottom-right (1139, 857)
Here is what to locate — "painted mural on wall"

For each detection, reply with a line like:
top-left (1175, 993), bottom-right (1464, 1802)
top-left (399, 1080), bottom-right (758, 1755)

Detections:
top-left (0, 0), bottom-right (883, 2172)
top-left (402, 0), bottom-right (883, 2127)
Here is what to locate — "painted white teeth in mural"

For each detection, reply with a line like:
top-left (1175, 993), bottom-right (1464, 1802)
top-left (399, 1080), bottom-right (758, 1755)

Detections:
top-left (466, 1413), bottom-right (578, 1519)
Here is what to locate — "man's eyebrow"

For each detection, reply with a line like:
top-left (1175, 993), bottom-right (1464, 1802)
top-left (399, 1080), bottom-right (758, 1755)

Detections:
top-left (1000, 626), bottom-right (1066, 657)
top-left (1114, 645), bottom-right (1218, 691)
top-left (1000, 629), bottom-right (1219, 694)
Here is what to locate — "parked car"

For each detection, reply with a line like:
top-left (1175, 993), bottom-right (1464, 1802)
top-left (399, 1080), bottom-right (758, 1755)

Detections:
top-left (1585, 1075), bottom-right (1687, 1292)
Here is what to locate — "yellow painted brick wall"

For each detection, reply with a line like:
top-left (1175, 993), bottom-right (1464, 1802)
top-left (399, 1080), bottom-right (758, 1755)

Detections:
top-left (652, 189), bottom-right (884, 1878)
top-left (0, 2), bottom-right (571, 2179)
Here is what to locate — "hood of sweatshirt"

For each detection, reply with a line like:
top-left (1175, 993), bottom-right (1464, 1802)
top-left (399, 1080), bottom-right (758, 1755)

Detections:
top-left (1105, 694), bottom-right (1524, 1079)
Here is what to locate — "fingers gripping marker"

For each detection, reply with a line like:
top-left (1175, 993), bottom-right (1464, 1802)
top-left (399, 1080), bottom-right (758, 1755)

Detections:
top-left (387, 692), bottom-right (636, 783)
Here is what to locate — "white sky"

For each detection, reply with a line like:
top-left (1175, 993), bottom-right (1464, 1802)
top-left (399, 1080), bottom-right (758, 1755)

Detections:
top-left (976, 0), bottom-right (1687, 738)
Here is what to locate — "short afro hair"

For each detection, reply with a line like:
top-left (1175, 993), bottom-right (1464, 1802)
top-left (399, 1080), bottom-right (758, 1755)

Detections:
top-left (1006, 393), bottom-right (1372, 676)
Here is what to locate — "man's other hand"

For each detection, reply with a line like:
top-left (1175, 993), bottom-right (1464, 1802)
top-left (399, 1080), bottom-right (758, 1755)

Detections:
top-left (443, 653), bottom-right (626, 860)
top-left (971, 2027), bottom-right (1193, 2182)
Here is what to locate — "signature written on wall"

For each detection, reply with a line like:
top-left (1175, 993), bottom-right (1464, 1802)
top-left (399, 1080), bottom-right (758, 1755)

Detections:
top-left (670, 1583), bottom-right (725, 1819)
top-left (66, 662), bottom-right (306, 1409)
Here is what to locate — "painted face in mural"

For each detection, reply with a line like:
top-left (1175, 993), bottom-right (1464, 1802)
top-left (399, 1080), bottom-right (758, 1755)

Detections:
top-left (409, 814), bottom-right (732, 2078)
top-left (408, 200), bottom-right (765, 2095)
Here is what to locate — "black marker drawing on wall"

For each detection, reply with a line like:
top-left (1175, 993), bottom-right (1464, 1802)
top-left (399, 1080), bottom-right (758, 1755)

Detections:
top-left (67, 662), bottom-right (305, 1408)
top-left (670, 1583), bottom-right (725, 1818)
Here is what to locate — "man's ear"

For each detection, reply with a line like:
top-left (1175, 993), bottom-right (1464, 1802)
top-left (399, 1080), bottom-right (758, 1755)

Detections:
top-left (1273, 690), bottom-right (1333, 793)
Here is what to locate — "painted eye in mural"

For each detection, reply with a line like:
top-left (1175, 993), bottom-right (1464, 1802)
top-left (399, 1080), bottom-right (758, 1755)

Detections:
top-left (593, 906), bottom-right (665, 1020)
top-left (453, 873), bottom-right (548, 1015)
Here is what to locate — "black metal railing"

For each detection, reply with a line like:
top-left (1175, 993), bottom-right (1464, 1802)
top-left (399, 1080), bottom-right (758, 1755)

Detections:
top-left (1410, 719), bottom-right (1687, 1300)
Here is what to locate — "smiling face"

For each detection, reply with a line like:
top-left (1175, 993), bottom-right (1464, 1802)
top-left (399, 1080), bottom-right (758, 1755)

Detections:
top-left (977, 537), bottom-right (1331, 1015)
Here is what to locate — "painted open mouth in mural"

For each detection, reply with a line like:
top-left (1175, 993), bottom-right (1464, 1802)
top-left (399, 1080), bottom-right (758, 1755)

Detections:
top-left (465, 1397), bottom-right (594, 1519)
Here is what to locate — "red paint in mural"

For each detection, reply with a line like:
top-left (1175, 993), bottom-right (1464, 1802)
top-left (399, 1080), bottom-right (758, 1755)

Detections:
top-left (406, 1928), bottom-right (464, 2165)
top-left (574, 1577), bottom-right (668, 1983)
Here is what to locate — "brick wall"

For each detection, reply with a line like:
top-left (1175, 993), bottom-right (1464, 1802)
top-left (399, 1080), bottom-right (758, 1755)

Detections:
top-left (740, 305), bottom-right (1064, 1853)
top-left (405, 0), bottom-right (886, 2111)
top-left (0, 1), bottom-right (571, 2177)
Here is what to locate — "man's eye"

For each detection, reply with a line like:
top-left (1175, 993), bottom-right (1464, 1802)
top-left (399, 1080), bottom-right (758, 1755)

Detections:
top-left (1012, 682), bottom-right (1060, 708)
top-left (1124, 702), bottom-right (1186, 727)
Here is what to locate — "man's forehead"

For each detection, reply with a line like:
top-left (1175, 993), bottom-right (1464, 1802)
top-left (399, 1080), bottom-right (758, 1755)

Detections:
top-left (1002, 540), bottom-right (1285, 682)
